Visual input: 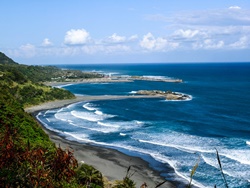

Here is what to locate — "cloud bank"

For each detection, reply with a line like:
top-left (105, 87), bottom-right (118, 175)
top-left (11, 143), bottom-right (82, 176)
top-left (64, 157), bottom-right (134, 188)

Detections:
top-left (7, 6), bottom-right (250, 60)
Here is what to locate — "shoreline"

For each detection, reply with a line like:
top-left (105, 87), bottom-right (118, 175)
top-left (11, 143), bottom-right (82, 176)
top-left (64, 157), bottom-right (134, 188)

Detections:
top-left (25, 95), bottom-right (164, 114)
top-left (44, 75), bottom-right (182, 87)
top-left (41, 124), bottom-right (177, 188)
top-left (26, 96), bottom-right (182, 188)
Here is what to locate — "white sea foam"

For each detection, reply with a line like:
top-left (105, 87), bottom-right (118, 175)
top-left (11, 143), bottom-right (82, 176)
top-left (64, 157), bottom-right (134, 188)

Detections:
top-left (68, 119), bottom-right (74, 123)
top-left (37, 113), bottom-right (206, 187)
top-left (46, 118), bottom-right (51, 122)
top-left (83, 103), bottom-right (97, 111)
top-left (129, 91), bottom-right (137, 94)
top-left (97, 121), bottom-right (120, 128)
top-left (36, 115), bottom-right (64, 134)
top-left (113, 143), bottom-right (205, 188)
top-left (67, 102), bottom-right (82, 109)
top-left (71, 110), bottom-right (104, 122)
top-left (136, 132), bottom-right (250, 184)
top-left (142, 75), bottom-right (168, 80)
top-left (45, 109), bottom-right (59, 114)
top-left (201, 154), bottom-right (218, 169)
top-left (220, 149), bottom-right (250, 165)
top-left (72, 123), bottom-right (116, 133)
top-left (135, 120), bottom-right (144, 125)
top-left (54, 112), bottom-right (73, 122)
top-left (62, 132), bottom-right (117, 146)
top-left (104, 72), bottom-right (120, 76)
top-left (138, 139), bottom-right (213, 154)
top-left (63, 132), bottom-right (89, 142)
top-left (163, 93), bottom-right (193, 102)
top-left (150, 153), bottom-right (205, 188)
top-left (95, 110), bottom-right (103, 115)
top-left (117, 120), bottom-right (144, 130)
top-left (55, 83), bottom-right (74, 88)
top-left (247, 141), bottom-right (250, 146)
top-left (69, 122), bottom-right (82, 128)
top-left (90, 70), bottom-right (103, 73)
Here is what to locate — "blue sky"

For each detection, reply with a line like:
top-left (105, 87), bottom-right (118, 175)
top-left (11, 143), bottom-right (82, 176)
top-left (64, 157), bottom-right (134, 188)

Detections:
top-left (1, 0), bottom-right (250, 64)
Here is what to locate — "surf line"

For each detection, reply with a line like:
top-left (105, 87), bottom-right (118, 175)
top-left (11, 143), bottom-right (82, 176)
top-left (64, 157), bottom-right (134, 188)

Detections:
top-left (25, 95), bottom-right (165, 113)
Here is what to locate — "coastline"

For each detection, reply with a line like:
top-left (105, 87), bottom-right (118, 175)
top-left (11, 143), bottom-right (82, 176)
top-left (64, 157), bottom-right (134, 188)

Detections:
top-left (42, 125), bottom-right (176, 188)
top-left (26, 96), bottom-right (179, 188)
top-left (44, 75), bottom-right (182, 87)
top-left (25, 95), bottom-right (164, 113)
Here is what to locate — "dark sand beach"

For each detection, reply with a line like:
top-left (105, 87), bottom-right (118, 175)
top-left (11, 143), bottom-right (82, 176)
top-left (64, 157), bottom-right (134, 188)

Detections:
top-left (26, 96), bottom-right (178, 188)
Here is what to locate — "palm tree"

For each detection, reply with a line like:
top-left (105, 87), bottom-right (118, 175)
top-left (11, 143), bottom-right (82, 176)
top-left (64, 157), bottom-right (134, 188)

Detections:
top-left (76, 164), bottom-right (103, 187)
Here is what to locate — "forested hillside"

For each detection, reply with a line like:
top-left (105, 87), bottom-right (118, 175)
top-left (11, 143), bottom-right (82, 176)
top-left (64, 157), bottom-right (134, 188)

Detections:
top-left (0, 52), bottom-right (136, 187)
top-left (0, 52), bottom-right (78, 107)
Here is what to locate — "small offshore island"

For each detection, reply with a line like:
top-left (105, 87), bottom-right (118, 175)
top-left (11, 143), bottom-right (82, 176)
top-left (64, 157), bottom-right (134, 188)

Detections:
top-left (136, 90), bottom-right (191, 101)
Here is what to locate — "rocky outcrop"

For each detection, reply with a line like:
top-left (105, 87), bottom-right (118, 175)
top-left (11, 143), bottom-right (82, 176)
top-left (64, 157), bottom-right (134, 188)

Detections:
top-left (136, 90), bottom-right (191, 100)
top-left (130, 76), bottom-right (182, 83)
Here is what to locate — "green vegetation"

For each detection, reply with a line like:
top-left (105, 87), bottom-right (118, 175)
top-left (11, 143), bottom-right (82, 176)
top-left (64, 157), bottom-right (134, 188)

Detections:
top-left (0, 52), bottom-right (76, 107)
top-left (0, 52), bottom-right (138, 187)
top-left (76, 164), bottom-right (104, 187)
top-left (0, 52), bottom-right (104, 83)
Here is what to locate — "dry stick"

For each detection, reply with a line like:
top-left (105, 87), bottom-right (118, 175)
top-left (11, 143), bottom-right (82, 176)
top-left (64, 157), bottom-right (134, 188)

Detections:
top-left (215, 148), bottom-right (228, 188)
top-left (187, 155), bottom-right (200, 188)
top-left (155, 180), bottom-right (167, 188)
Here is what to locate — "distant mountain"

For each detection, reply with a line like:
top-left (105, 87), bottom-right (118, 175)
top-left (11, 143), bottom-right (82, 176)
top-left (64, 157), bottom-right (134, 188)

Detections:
top-left (0, 51), bottom-right (103, 83)
top-left (0, 52), bottom-right (17, 65)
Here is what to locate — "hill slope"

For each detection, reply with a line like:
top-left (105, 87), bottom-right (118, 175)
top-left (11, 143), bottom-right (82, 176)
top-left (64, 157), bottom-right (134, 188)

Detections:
top-left (0, 52), bottom-right (105, 187)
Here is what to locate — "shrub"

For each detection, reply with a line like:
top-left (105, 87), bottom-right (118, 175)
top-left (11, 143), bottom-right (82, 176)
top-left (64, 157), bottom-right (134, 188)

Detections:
top-left (76, 163), bottom-right (104, 187)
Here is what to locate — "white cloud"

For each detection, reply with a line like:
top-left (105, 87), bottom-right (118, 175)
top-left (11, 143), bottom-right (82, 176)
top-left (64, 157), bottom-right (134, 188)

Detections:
top-left (193, 39), bottom-right (224, 50)
top-left (140, 33), bottom-right (178, 51)
top-left (19, 43), bottom-right (36, 57)
top-left (108, 33), bottom-right (126, 43)
top-left (149, 7), bottom-right (250, 27)
top-left (129, 35), bottom-right (138, 41)
top-left (174, 29), bottom-right (199, 38)
top-left (173, 29), bottom-right (208, 40)
top-left (140, 33), bottom-right (154, 50)
top-left (230, 36), bottom-right (249, 49)
top-left (64, 29), bottom-right (90, 45)
top-left (204, 39), bottom-right (224, 49)
top-left (8, 43), bottom-right (36, 58)
top-left (79, 44), bottom-right (130, 55)
top-left (103, 45), bottom-right (130, 54)
top-left (41, 38), bottom-right (53, 47)
top-left (229, 6), bottom-right (241, 10)
top-left (146, 7), bottom-right (250, 51)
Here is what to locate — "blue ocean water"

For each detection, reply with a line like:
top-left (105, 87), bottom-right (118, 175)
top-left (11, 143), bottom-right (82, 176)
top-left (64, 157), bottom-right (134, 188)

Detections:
top-left (37, 63), bottom-right (250, 187)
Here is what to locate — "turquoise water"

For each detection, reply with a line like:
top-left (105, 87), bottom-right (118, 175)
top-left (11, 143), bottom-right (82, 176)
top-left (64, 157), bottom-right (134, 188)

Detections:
top-left (37, 63), bottom-right (250, 187)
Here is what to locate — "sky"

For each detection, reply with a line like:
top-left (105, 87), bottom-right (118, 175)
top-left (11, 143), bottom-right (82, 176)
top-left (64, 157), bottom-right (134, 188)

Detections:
top-left (1, 0), bottom-right (250, 64)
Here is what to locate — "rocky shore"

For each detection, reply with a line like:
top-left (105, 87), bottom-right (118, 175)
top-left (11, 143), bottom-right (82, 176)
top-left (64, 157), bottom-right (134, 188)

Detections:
top-left (45, 75), bottom-right (182, 86)
top-left (130, 76), bottom-right (183, 83)
top-left (136, 90), bottom-right (191, 101)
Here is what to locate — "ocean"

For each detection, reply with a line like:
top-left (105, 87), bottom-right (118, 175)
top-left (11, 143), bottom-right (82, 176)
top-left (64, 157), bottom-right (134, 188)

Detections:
top-left (37, 63), bottom-right (250, 187)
